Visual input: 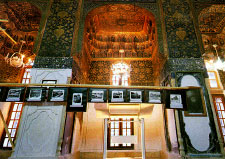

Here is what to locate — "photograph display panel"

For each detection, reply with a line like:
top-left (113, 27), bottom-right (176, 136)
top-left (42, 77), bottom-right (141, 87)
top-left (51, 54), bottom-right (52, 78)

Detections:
top-left (71, 93), bottom-right (82, 107)
top-left (109, 89), bottom-right (126, 103)
top-left (6, 87), bottom-right (25, 102)
top-left (165, 90), bottom-right (187, 110)
top-left (127, 89), bottom-right (144, 103)
top-left (185, 88), bottom-right (206, 116)
top-left (145, 90), bottom-right (163, 103)
top-left (25, 87), bottom-right (47, 102)
top-left (88, 88), bottom-right (107, 103)
top-left (48, 87), bottom-right (68, 102)
top-left (67, 88), bottom-right (87, 112)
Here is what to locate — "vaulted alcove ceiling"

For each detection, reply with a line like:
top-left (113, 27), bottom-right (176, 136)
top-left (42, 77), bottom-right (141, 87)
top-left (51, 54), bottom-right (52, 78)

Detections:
top-left (84, 4), bottom-right (157, 59)
top-left (199, 5), bottom-right (225, 34)
top-left (0, 2), bottom-right (41, 57)
top-left (0, 2), bottom-right (41, 83)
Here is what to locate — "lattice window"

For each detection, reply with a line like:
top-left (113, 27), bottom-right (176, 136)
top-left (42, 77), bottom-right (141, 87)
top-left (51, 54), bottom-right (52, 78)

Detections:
top-left (22, 68), bottom-right (31, 84)
top-left (108, 117), bottom-right (134, 150)
top-left (208, 71), bottom-right (220, 88)
top-left (2, 102), bottom-right (24, 148)
top-left (1, 67), bottom-right (31, 148)
top-left (212, 95), bottom-right (225, 142)
top-left (112, 62), bottom-right (130, 86)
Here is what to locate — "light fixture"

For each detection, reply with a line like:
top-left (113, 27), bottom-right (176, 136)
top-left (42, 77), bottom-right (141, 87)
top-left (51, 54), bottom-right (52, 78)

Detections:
top-left (5, 41), bottom-right (26, 67)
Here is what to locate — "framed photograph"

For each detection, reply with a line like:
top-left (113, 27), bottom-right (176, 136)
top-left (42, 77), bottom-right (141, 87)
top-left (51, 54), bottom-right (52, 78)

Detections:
top-left (67, 88), bottom-right (87, 112)
top-left (184, 88), bottom-right (207, 116)
top-left (42, 80), bottom-right (57, 84)
top-left (25, 87), bottom-right (47, 102)
top-left (42, 80), bottom-right (57, 89)
top-left (170, 94), bottom-right (183, 109)
top-left (6, 88), bottom-right (23, 102)
top-left (130, 91), bottom-right (142, 103)
top-left (89, 88), bottom-right (107, 103)
top-left (165, 90), bottom-right (187, 110)
top-left (27, 89), bottom-right (42, 101)
top-left (48, 87), bottom-right (67, 102)
top-left (71, 93), bottom-right (83, 107)
top-left (108, 89), bottom-right (126, 103)
top-left (51, 89), bottom-right (65, 101)
top-left (112, 91), bottom-right (124, 102)
top-left (91, 90), bottom-right (104, 102)
top-left (148, 91), bottom-right (161, 103)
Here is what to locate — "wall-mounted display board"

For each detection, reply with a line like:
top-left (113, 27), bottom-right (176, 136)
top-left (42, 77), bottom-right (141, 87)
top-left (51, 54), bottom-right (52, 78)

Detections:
top-left (88, 88), bottom-right (107, 103)
top-left (165, 90), bottom-right (187, 110)
top-left (48, 87), bottom-right (68, 102)
top-left (5, 87), bottom-right (25, 102)
top-left (0, 84), bottom-right (204, 112)
top-left (127, 89), bottom-right (144, 103)
top-left (0, 87), bottom-right (8, 101)
top-left (25, 87), bottom-right (47, 102)
top-left (184, 88), bottom-right (207, 116)
top-left (108, 89), bottom-right (127, 103)
top-left (67, 88), bottom-right (87, 112)
top-left (145, 90), bottom-right (164, 104)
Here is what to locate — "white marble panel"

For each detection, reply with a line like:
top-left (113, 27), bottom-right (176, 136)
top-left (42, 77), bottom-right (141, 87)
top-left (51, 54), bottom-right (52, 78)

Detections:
top-left (30, 68), bottom-right (72, 84)
top-left (181, 75), bottom-right (210, 151)
top-left (10, 105), bottom-right (65, 159)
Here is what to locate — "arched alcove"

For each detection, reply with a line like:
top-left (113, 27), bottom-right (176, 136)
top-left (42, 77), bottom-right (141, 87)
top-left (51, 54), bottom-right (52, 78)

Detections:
top-left (78, 4), bottom-right (164, 86)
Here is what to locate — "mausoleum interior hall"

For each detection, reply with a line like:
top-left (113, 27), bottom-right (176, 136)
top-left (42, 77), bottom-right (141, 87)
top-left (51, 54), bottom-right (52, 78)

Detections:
top-left (0, 0), bottom-right (225, 159)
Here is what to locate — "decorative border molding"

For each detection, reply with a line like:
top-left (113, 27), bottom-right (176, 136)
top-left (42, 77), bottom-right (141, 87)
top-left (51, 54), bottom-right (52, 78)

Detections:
top-left (33, 57), bottom-right (73, 69)
top-left (166, 58), bottom-right (206, 72)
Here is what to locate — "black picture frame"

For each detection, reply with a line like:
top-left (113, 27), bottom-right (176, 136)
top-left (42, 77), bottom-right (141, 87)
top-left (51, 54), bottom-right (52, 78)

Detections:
top-left (127, 89), bottom-right (144, 103)
top-left (145, 90), bottom-right (163, 104)
top-left (67, 88), bottom-right (87, 112)
top-left (48, 87), bottom-right (68, 102)
top-left (184, 88), bottom-right (207, 116)
top-left (0, 87), bottom-right (7, 102)
top-left (25, 87), bottom-right (47, 102)
top-left (5, 87), bottom-right (26, 102)
top-left (165, 90), bottom-right (187, 110)
top-left (88, 88), bottom-right (107, 103)
top-left (108, 89), bottom-right (127, 103)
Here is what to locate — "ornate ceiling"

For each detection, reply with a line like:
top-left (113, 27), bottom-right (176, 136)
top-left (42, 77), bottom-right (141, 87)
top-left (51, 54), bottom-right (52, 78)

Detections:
top-left (84, 4), bottom-right (157, 59)
top-left (199, 5), bottom-right (225, 34)
top-left (200, 5), bottom-right (225, 60)
top-left (0, 2), bottom-right (41, 58)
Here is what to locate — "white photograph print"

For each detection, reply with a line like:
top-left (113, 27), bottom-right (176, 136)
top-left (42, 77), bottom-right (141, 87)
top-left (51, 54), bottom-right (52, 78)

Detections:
top-left (91, 90), bottom-right (104, 102)
top-left (71, 93), bottom-right (83, 107)
top-left (27, 89), bottom-right (42, 101)
top-left (130, 91), bottom-right (142, 102)
top-left (170, 94), bottom-right (183, 108)
top-left (112, 91), bottom-right (124, 102)
top-left (51, 89), bottom-right (65, 101)
top-left (6, 89), bottom-right (21, 101)
top-left (149, 91), bottom-right (161, 103)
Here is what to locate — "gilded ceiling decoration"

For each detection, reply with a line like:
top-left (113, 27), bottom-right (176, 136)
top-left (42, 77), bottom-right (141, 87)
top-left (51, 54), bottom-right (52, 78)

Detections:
top-left (84, 4), bottom-right (157, 86)
top-left (84, 4), bottom-right (157, 59)
top-left (0, 2), bottom-right (41, 60)
top-left (199, 5), bottom-right (225, 33)
top-left (200, 5), bottom-right (225, 61)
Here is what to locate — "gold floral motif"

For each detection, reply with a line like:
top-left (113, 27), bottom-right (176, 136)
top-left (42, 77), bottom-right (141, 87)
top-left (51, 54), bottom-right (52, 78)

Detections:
top-left (58, 11), bottom-right (68, 18)
top-left (170, 0), bottom-right (180, 4)
top-left (54, 26), bottom-right (64, 39)
top-left (176, 27), bottom-right (186, 41)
